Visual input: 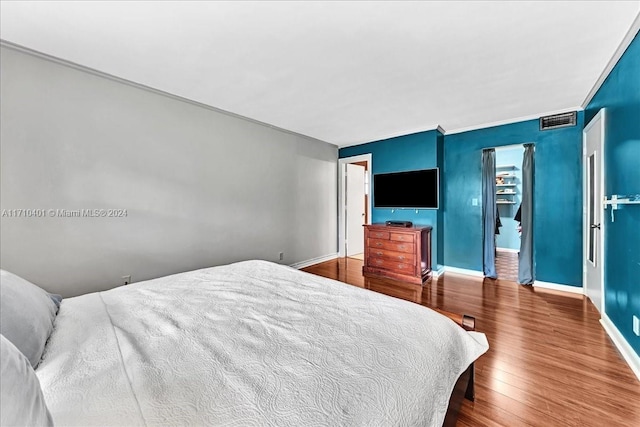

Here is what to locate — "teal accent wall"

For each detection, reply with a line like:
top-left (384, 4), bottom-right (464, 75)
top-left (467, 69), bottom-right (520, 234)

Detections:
top-left (339, 130), bottom-right (442, 269)
top-left (585, 31), bottom-right (640, 357)
top-left (336, 26), bottom-right (638, 361)
top-left (436, 130), bottom-right (445, 267)
top-left (495, 147), bottom-right (523, 250)
top-left (443, 115), bottom-right (584, 286)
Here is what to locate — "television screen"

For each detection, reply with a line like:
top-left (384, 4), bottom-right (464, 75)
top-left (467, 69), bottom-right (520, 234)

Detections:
top-left (373, 168), bottom-right (439, 209)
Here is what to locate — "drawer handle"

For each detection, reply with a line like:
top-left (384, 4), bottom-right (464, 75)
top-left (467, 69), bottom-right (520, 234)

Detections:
top-left (375, 233), bottom-right (383, 237)
top-left (376, 242), bottom-right (383, 246)
top-left (376, 252), bottom-right (383, 256)
top-left (398, 245), bottom-right (406, 250)
top-left (398, 265), bottom-right (404, 269)
top-left (398, 256), bottom-right (405, 260)
top-left (375, 259), bottom-right (383, 265)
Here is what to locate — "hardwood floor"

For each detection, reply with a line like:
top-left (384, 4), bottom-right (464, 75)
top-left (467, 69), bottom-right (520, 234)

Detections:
top-left (302, 257), bottom-right (640, 427)
top-left (495, 249), bottom-right (518, 282)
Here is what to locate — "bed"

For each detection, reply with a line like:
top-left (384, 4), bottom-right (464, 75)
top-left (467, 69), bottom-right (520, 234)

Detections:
top-left (1, 260), bottom-right (488, 426)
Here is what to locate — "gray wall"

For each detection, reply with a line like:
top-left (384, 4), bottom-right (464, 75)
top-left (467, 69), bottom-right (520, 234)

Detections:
top-left (0, 46), bottom-right (338, 297)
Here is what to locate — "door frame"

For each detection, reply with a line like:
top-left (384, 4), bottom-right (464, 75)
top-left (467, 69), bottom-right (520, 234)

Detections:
top-left (338, 154), bottom-right (372, 258)
top-left (582, 108), bottom-right (606, 313)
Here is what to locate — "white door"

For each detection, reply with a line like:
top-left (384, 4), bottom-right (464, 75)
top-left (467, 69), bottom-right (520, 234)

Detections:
top-left (346, 163), bottom-right (366, 256)
top-left (584, 110), bottom-right (605, 314)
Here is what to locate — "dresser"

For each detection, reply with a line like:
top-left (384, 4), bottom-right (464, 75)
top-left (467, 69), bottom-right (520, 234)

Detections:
top-left (363, 224), bottom-right (432, 285)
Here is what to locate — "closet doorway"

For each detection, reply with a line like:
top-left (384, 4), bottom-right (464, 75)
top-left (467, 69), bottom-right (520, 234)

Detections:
top-left (482, 144), bottom-right (534, 284)
top-left (495, 146), bottom-right (524, 282)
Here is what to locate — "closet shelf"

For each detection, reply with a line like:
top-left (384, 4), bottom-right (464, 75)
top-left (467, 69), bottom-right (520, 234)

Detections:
top-left (496, 184), bottom-right (516, 187)
top-left (497, 201), bottom-right (516, 205)
top-left (496, 174), bottom-right (516, 178)
top-left (497, 191), bottom-right (516, 195)
top-left (496, 165), bottom-right (516, 169)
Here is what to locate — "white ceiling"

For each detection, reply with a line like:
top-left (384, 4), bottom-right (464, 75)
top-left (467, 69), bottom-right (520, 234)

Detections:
top-left (1, 1), bottom-right (638, 146)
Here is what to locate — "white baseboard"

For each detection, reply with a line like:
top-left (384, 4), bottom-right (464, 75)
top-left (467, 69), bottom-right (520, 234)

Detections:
top-left (600, 314), bottom-right (640, 382)
top-left (533, 280), bottom-right (583, 294)
top-left (443, 266), bottom-right (484, 278)
top-left (432, 265), bottom-right (446, 277)
top-left (289, 253), bottom-right (338, 270)
top-left (441, 268), bottom-right (585, 295)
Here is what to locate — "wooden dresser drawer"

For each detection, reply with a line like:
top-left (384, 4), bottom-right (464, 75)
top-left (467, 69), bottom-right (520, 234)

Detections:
top-left (367, 239), bottom-right (414, 253)
top-left (390, 232), bottom-right (415, 243)
top-left (369, 248), bottom-right (416, 265)
top-left (368, 230), bottom-right (390, 240)
top-left (367, 257), bottom-right (414, 272)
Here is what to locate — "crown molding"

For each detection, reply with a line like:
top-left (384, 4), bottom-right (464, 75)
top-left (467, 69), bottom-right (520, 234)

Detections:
top-left (444, 106), bottom-right (584, 136)
top-left (337, 124), bottom-right (443, 148)
top-left (582, 12), bottom-right (640, 109)
top-left (0, 39), bottom-right (335, 147)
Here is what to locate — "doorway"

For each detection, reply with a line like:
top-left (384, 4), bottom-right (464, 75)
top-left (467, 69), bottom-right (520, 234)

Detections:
top-left (583, 109), bottom-right (605, 314)
top-left (338, 154), bottom-right (372, 259)
top-left (483, 144), bottom-right (534, 283)
top-left (495, 146), bottom-right (524, 282)
top-left (346, 163), bottom-right (366, 258)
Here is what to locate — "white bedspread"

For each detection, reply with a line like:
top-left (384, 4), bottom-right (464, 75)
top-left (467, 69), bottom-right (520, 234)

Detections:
top-left (37, 260), bottom-right (488, 426)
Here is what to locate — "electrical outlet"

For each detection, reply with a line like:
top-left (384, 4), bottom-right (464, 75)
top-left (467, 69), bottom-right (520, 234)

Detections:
top-left (122, 275), bottom-right (131, 286)
top-left (472, 198), bottom-right (479, 206)
top-left (279, 252), bottom-right (284, 261)
top-left (633, 315), bottom-right (640, 337)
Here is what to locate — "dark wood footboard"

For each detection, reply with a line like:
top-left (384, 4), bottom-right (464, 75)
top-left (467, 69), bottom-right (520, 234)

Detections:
top-left (439, 313), bottom-right (478, 427)
top-left (443, 364), bottom-right (473, 427)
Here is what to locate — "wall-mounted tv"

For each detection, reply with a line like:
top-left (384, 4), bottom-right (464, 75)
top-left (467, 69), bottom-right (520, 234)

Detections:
top-left (373, 168), bottom-right (439, 209)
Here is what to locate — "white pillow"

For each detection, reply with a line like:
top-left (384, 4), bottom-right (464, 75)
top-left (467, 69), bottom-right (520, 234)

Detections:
top-left (0, 334), bottom-right (54, 426)
top-left (0, 269), bottom-right (60, 368)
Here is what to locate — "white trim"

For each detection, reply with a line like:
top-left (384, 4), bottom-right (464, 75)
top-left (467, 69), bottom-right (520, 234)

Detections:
top-left (533, 280), bottom-right (584, 295)
top-left (445, 107), bottom-right (583, 136)
top-left (582, 13), bottom-right (640, 108)
top-left (441, 266), bottom-right (585, 292)
top-left (431, 265), bottom-right (446, 277)
top-left (494, 143), bottom-right (528, 152)
top-left (289, 253), bottom-right (339, 270)
top-left (338, 104), bottom-right (584, 146)
top-left (496, 247), bottom-right (519, 254)
top-left (338, 154), bottom-right (373, 258)
top-left (443, 266), bottom-right (484, 278)
top-left (0, 39), bottom-right (336, 148)
top-left (582, 109), bottom-right (606, 314)
top-left (338, 125), bottom-right (441, 148)
top-left (600, 314), bottom-right (640, 382)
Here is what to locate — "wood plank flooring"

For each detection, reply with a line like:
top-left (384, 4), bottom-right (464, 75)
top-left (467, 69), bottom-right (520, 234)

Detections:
top-left (302, 257), bottom-right (640, 427)
top-left (495, 249), bottom-right (518, 282)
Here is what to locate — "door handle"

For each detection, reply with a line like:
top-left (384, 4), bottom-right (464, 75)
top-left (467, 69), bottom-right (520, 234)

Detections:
top-left (590, 223), bottom-right (601, 229)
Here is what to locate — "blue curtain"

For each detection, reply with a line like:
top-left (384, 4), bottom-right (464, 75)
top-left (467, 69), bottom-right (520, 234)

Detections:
top-left (519, 144), bottom-right (535, 284)
top-left (482, 149), bottom-right (497, 278)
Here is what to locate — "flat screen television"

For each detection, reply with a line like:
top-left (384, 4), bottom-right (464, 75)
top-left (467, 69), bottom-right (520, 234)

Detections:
top-left (373, 168), bottom-right (439, 209)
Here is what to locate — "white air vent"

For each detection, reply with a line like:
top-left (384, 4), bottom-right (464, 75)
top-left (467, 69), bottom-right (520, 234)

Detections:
top-left (539, 112), bottom-right (577, 130)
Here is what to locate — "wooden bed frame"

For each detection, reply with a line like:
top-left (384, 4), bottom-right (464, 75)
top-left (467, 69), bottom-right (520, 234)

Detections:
top-left (435, 310), bottom-right (477, 427)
